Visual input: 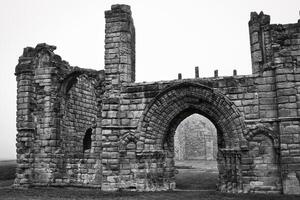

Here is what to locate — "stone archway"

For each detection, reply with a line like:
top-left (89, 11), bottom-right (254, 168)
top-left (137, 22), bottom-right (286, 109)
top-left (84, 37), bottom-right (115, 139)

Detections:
top-left (137, 82), bottom-right (247, 192)
top-left (173, 113), bottom-right (219, 190)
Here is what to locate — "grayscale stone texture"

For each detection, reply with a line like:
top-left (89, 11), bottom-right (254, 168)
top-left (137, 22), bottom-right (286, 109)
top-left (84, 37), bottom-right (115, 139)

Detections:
top-left (174, 114), bottom-right (217, 161)
top-left (14, 5), bottom-right (300, 194)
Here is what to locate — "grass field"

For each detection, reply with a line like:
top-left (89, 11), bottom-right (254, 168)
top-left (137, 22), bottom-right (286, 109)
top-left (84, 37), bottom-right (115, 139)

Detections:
top-left (175, 160), bottom-right (218, 190)
top-left (176, 169), bottom-right (218, 190)
top-left (0, 160), bottom-right (16, 187)
top-left (1, 187), bottom-right (300, 200)
top-left (0, 160), bottom-right (299, 200)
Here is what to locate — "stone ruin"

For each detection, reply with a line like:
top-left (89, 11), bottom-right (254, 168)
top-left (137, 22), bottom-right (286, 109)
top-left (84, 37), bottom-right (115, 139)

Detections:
top-left (14, 4), bottom-right (300, 194)
top-left (174, 114), bottom-right (217, 161)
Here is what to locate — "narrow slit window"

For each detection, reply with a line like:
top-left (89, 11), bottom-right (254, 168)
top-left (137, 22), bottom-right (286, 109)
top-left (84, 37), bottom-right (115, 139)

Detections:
top-left (83, 128), bottom-right (92, 152)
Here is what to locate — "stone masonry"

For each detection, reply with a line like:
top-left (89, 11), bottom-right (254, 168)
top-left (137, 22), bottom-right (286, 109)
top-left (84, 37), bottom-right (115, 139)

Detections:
top-left (14, 5), bottom-right (300, 194)
top-left (174, 114), bottom-right (217, 161)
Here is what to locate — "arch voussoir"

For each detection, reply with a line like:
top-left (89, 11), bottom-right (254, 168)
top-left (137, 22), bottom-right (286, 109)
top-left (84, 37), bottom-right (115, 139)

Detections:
top-left (135, 82), bottom-right (248, 192)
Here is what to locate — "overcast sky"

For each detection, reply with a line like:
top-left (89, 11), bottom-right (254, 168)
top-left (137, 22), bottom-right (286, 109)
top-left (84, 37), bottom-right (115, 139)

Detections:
top-left (0, 0), bottom-right (299, 160)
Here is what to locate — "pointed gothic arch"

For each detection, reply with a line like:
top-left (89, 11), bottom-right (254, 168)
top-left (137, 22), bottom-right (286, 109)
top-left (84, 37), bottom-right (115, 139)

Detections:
top-left (136, 82), bottom-right (248, 191)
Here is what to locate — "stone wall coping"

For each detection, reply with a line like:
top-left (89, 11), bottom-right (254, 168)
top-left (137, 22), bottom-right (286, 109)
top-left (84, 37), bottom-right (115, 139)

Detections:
top-left (122, 74), bottom-right (258, 87)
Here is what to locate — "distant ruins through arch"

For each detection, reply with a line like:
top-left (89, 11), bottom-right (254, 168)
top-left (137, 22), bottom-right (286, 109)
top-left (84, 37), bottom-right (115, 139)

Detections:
top-left (174, 114), bottom-right (217, 161)
top-left (14, 4), bottom-right (300, 194)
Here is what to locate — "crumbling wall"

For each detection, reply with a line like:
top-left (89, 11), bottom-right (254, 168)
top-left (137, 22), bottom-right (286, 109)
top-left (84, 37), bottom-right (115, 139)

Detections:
top-left (58, 73), bottom-right (101, 186)
top-left (15, 44), bottom-right (71, 186)
top-left (248, 12), bottom-right (300, 194)
top-left (15, 43), bottom-right (103, 187)
top-left (14, 4), bottom-right (300, 195)
top-left (101, 68), bottom-right (268, 193)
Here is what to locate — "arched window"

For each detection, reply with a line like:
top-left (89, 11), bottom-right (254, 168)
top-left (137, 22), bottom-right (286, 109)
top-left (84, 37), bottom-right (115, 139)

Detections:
top-left (83, 128), bottom-right (92, 152)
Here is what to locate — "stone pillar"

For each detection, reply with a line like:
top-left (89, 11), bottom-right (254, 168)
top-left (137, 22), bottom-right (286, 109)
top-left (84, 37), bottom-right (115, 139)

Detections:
top-left (233, 69), bottom-right (237, 76)
top-left (275, 62), bottom-right (300, 194)
top-left (101, 4), bottom-right (136, 191)
top-left (178, 73), bottom-right (182, 80)
top-left (214, 70), bottom-right (218, 78)
top-left (14, 47), bottom-right (36, 187)
top-left (248, 12), bottom-right (270, 74)
top-left (15, 43), bottom-right (65, 187)
top-left (104, 4), bottom-right (135, 91)
top-left (217, 150), bottom-right (226, 192)
top-left (195, 66), bottom-right (199, 78)
top-left (32, 44), bottom-right (61, 185)
top-left (236, 152), bottom-right (243, 193)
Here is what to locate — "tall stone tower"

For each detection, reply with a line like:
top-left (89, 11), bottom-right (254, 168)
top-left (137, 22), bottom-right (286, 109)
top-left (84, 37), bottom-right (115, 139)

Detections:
top-left (101, 4), bottom-right (137, 191)
top-left (104, 4), bottom-right (135, 90)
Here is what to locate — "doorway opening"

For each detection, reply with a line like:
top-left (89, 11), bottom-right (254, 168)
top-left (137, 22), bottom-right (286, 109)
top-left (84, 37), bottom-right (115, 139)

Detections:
top-left (174, 113), bottom-right (218, 190)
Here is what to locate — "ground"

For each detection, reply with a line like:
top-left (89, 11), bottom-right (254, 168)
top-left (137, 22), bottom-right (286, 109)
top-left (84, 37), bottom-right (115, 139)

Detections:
top-left (0, 160), bottom-right (299, 199)
top-left (175, 160), bottom-right (218, 190)
top-left (0, 160), bottom-right (16, 187)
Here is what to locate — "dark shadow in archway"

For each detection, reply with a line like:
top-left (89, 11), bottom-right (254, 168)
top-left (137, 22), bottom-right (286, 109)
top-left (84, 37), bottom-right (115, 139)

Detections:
top-left (173, 113), bottom-right (219, 190)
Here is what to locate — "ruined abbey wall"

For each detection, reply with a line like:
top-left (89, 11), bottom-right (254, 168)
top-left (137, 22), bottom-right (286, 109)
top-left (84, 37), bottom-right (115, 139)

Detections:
top-left (15, 44), bottom-right (105, 187)
top-left (14, 4), bottom-right (300, 194)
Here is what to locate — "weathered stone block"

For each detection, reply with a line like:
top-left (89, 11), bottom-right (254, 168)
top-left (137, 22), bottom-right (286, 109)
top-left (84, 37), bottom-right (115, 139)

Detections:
top-left (283, 172), bottom-right (300, 194)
